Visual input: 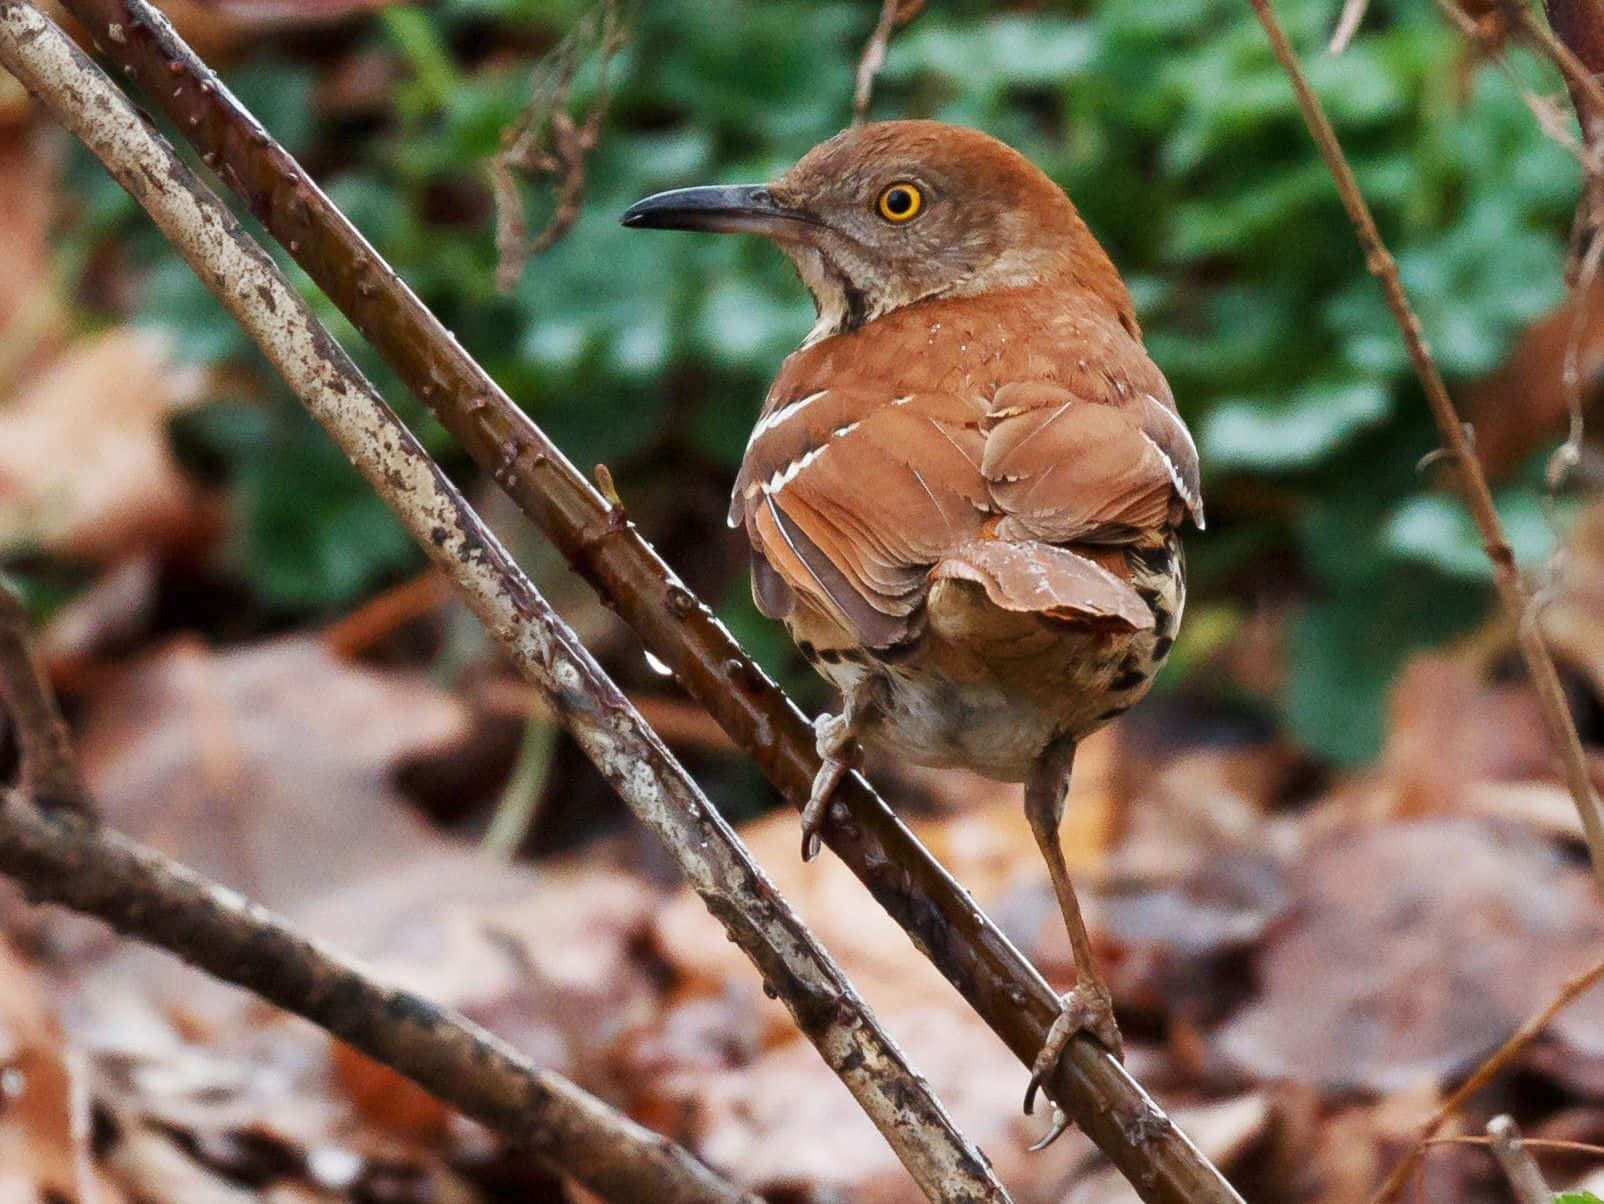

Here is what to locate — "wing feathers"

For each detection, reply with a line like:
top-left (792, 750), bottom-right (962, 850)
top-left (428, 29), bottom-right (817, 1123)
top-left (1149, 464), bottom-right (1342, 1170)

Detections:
top-left (932, 539), bottom-right (1155, 630)
top-left (733, 291), bottom-right (1199, 648)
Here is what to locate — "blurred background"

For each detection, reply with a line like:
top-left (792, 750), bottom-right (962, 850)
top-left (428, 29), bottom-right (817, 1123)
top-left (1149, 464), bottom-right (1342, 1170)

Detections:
top-left (5, 0), bottom-right (1604, 1200)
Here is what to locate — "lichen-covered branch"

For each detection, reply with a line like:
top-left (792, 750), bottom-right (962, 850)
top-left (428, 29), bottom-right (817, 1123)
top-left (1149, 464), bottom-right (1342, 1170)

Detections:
top-left (44, 0), bottom-right (1245, 1196)
top-left (0, 787), bottom-right (752, 1204)
top-left (0, 6), bottom-right (1010, 1199)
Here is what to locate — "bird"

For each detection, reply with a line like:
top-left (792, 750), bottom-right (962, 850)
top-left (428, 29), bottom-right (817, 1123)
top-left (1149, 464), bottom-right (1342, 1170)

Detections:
top-left (623, 120), bottom-right (1202, 1144)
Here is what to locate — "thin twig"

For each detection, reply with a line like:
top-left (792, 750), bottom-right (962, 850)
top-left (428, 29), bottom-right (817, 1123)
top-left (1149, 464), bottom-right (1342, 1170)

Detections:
top-left (854, 0), bottom-right (914, 122)
top-left (55, 0), bottom-right (1247, 1195)
top-left (0, 787), bottom-right (753, 1204)
top-left (1486, 1116), bottom-right (1554, 1204)
top-left (1430, 0), bottom-right (1586, 160)
top-left (0, 581), bottom-right (90, 811)
top-left (1247, 0), bottom-right (1604, 897)
top-left (488, 2), bottom-right (625, 293)
top-left (1509, 1), bottom-right (1604, 286)
top-left (1327, 0), bottom-right (1370, 54)
top-left (0, 7), bottom-right (1012, 1199)
top-left (482, 714), bottom-right (558, 858)
top-left (1513, 0), bottom-right (1604, 119)
top-left (1505, 2), bottom-right (1604, 593)
top-left (1428, 1134), bottom-right (1604, 1156)
top-left (1370, 957), bottom-right (1604, 1204)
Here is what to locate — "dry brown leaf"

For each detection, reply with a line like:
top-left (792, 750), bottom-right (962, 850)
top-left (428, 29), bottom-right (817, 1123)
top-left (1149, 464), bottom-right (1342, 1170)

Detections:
top-left (0, 330), bottom-right (208, 561)
top-left (1374, 651), bottom-right (1558, 819)
top-left (0, 119), bottom-right (58, 385)
top-left (0, 938), bottom-right (111, 1204)
top-left (677, 1004), bottom-right (1092, 1204)
top-left (1216, 817), bottom-right (1603, 1094)
top-left (75, 636), bottom-right (470, 909)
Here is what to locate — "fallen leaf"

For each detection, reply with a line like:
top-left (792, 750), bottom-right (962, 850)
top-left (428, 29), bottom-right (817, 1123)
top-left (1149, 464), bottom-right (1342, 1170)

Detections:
top-left (0, 938), bottom-right (112, 1204)
top-left (0, 330), bottom-right (208, 561)
top-left (75, 635), bottom-right (470, 909)
top-left (0, 117), bottom-right (59, 386)
top-left (1216, 818), bottom-right (1603, 1093)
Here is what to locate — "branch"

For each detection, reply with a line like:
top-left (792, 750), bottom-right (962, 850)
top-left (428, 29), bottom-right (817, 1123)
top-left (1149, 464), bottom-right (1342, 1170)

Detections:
top-left (50, 0), bottom-right (1246, 1197)
top-left (0, 6), bottom-right (1010, 1200)
top-left (0, 787), bottom-right (751, 1204)
top-left (0, 582), bottom-right (90, 812)
top-left (1247, 0), bottom-right (1604, 896)
top-left (1486, 1116), bottom-right (1553, 1204)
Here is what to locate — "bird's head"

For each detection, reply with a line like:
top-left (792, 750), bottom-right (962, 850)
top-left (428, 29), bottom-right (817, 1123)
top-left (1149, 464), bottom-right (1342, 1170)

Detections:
top-left (623, 120), bottom-right (1135, 342)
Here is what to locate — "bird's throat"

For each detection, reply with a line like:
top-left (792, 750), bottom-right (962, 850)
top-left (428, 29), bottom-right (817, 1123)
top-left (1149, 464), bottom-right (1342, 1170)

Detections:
top-left (788, 245), bottom-right (872, 346)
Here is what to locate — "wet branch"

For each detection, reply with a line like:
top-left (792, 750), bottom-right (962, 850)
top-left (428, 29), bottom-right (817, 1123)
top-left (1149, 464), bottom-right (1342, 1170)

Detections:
top-left (38, 0), bottom-right (1245, 1196)
top-left (0, 4), bottom-right (1011, 1200)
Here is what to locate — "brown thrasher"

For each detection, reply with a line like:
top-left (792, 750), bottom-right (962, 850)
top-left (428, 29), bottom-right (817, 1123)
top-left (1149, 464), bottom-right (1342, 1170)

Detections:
top-left (624, 120), bottom-right (1202, 1144)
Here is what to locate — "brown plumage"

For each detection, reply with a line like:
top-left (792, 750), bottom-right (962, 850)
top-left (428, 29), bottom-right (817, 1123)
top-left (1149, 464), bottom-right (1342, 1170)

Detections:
top-left (625, 120), bottom-right (1202, 1145)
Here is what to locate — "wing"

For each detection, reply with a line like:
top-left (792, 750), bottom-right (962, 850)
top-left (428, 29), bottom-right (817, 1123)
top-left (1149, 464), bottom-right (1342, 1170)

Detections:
top-left (982, 314), bottom-right (1204, 544)
top-left (733, 377), bottom-right (989, 647)
top-left (730, 295), bottom-right (1203, 650)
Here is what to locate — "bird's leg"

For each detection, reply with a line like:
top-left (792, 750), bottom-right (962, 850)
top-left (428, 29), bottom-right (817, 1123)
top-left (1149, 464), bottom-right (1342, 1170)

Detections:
top-left (1021, 736), bottom-right (1121, 1147)
top-left (799, 683), bottom-right (875, 861)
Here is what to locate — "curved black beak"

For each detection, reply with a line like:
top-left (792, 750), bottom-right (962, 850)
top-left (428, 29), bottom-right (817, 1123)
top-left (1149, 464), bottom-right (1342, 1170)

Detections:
top-left (621, 184), bottom-right (816, 235)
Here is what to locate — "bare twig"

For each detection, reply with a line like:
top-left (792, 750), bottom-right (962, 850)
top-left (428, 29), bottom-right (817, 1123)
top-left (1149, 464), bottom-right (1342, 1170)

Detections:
top-left (1430, 0), bottom-right (1586, 159)
top-left (0, 787), bottom-right (753, 1204)
top-left (0, 7), bottom-right (1012, 1199)
top-left (320, 570), bottom-right (451, 657)
top-left (1327, 0), bottom-right (1370, 54)
top-left (854, 0), bottom-right (922, 122)
top-left (1507, 1), bottom-right (1604, 287)
top-left (1428, 1133), bottom-right (1604, 1156)
top-left (488, 2), bottom-right (625, 293)
top-left (1371, 957), bottom-right (1604, 1204)
top-left (1247, 0), bottom-right (1604, 896)
top-left (54, 0), bottom-right (1247, 1195)
top-left (0, 582), bottom-right (90, 812)
top-left (1486, 1115), bottom-right (1554, 1204)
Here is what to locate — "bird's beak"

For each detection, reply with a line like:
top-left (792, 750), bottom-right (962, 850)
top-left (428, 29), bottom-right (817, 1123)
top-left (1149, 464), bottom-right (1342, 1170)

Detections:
top-left (621, 184), bottom-right (817, 236)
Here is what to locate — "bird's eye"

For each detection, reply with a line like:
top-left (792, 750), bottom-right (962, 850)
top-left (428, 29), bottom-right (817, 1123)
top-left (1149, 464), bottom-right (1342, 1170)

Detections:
top-left (876, 182), bottom-right (924, 223)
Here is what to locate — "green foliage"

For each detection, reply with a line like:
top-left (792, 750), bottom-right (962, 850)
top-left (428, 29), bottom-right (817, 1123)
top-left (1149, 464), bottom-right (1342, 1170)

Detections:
top-left (63, 0), bottom-right (1580, 759)
top-left (1556, 1194), bottom-right (1604, 1203)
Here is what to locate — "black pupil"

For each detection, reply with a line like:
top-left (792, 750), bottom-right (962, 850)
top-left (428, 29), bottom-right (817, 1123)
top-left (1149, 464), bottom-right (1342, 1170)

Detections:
top-left (885, 188), bottom-right (913, 215)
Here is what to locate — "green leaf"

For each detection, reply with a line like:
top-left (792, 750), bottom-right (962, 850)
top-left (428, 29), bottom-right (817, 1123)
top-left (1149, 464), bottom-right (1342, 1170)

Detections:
top-left (1200, 381), bottom-right (1390, 472)
top-left (1382, 490), bottom-right (1556, 580)
top-left (1287, 568), bottom-right (1487, 766)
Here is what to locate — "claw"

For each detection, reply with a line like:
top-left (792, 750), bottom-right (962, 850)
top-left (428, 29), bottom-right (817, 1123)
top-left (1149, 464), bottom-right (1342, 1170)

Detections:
top-left (1029, 1106), bottom-right (1071, 1152)
top-left (1023, 981), bottom-right (1122, 1146)
top-left (1023, 1066), bottom-right (1047, 1118)
top-left (800, 710), bottom-right (858, 860)
top-left (800, 757), bottom-right (847, 861)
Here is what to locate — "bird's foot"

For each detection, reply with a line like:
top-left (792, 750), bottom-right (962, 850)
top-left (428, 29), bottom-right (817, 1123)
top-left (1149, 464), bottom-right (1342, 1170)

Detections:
top-left (800, 710), bottom-right (858, 860)
top-left (1022, 979), bottom-right (1122, 1148)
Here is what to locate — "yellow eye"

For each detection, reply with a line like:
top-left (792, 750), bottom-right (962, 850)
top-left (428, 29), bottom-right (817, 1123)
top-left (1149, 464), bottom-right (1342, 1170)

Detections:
top-left (876, 182), bottom-right (923, 223)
